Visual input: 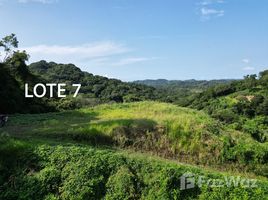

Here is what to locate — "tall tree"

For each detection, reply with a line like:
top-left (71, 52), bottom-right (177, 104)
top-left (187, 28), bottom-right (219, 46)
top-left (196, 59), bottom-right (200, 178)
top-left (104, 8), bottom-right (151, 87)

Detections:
top-left (0, 33), bottom-right (18, 63)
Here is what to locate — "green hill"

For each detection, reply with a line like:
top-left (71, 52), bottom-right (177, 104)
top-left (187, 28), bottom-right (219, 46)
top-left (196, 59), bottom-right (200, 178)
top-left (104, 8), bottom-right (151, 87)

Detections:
top-left (2, 101), bottom-right (268, 177)
top-left (29, 61), bottom-right (162, 109)
top-left (1, 101), bottom-right (268, 199)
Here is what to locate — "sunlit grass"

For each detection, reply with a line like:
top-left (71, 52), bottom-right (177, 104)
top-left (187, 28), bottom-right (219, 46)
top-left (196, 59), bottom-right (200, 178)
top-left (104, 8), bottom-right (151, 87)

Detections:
top-left (1, 101), bottom-right (268, 179)
top-left (83, 101), bottom-right (218, 136)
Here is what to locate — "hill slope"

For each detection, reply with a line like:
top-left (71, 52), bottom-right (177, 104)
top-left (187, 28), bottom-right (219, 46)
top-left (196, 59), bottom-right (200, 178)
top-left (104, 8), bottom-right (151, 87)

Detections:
top-left (187, 70), bottom-right (268, 143)
top-left (1, 101), bottom-right (268, 199)
top-left (3, 101), bottom-right (268, 178)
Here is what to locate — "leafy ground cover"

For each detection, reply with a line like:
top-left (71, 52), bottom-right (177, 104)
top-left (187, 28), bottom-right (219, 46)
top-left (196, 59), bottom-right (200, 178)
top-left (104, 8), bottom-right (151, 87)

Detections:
top-left (0, 135), bottom-right (267, 200)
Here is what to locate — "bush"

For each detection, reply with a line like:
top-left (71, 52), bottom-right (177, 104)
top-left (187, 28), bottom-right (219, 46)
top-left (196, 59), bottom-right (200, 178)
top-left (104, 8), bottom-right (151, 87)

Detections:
top-left (212, 109), bottom-right (238, 124)
top-left (105, 167), bottom-right (140, 200)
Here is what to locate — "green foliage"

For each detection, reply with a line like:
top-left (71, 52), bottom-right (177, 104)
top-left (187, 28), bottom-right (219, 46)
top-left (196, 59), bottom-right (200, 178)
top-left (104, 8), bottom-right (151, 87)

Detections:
top-left (7, 50), bottom-right (31, 82)
top-left (212, 109), bottom-right (238, 124)
top-left (1, 136), bottom-right (267, 200)
top-left (105, 166), bottom-right (140, 200)
top-left (0, 34), bottom-right (56, 114)
top-left (0, 33), bottom-right (18, 62)
top-left (187, 70), bottom-right (268, 142)
top-left (134, 79), bottom-right (234, 105)
top-left (0, 63), bottom-right (25, 113)
top-left (242, 117), bottom-right (268, 142)
top-left (199, 185), bottom-right (267, 200)
top-left (259, 70), bottom-right (268, 88)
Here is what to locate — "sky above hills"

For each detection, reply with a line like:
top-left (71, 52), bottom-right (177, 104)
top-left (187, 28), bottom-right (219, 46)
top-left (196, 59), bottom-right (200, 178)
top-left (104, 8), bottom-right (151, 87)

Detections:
top-left (0, 0), bottom-right (267, 81)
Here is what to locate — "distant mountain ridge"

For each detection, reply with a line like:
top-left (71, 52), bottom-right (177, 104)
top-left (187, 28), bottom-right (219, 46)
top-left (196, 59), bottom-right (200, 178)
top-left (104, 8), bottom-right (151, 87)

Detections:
top-left (133, 79), bottom-right (237, 89)
top-left (132, 78), bottom-right (237, 106)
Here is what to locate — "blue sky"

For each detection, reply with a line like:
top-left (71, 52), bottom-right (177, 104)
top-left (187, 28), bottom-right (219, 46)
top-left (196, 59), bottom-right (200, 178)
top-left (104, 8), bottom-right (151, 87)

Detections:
top-left (0, 0), bottom-right (267, 81)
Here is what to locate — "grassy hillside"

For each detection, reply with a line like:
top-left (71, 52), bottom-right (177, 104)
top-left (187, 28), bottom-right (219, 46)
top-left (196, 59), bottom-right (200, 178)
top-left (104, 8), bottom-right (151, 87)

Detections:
top-left (2, 102), bottom-right (268, 178)
top-left (1, 101), bottom-right (268, 199)
top-left (187, 70), bottom-right (268, 143)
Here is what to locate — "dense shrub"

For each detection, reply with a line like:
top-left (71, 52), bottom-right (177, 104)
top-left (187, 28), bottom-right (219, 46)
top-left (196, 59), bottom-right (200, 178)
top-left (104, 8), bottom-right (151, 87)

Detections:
top-left (211, 109), bottom-right (238, 124)
top-left (1, 136), bottom-right (267, 200)
top-left (105, 167), bottom-right (140, 200)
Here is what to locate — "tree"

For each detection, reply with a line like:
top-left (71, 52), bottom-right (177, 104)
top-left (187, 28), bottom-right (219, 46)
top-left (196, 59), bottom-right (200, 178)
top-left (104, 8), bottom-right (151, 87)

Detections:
top-left (7, 50), bottom-right (30, 82)
top-left (0, 34), bottom-right (31, 82)
top-left (0, 33), bottom-right (18, 63)
top-left (244, 74), bottom-right (257, 88)
top-left (259, 70), bottom-right (268, 88)
top-left (259, 99), bottom-right (268, 116)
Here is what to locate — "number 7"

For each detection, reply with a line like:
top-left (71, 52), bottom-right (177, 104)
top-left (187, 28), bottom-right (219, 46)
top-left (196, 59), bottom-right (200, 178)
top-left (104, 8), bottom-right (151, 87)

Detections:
top-left (72, 84), bottom-right (81, 97)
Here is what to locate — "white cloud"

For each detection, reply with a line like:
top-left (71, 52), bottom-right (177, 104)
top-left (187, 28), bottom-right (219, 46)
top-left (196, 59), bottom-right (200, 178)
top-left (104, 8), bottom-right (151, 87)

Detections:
top-left (198, 0), bottom-right (226, 21)
top-left (111, 57), bottom-right (157, 66)
top-left (201, 7), bottom-right (224, 17)
top-left (18, 0), bottom-right (58, 4)
top-left (241, 58), bottom-right (255, 71)
top-left (242, 58), bottom-right (250, 64)
top-left (20, 42), bottom-right (158, 69)
top-left (243, 66), bottom-right (255, 71)
top-left (21, 42), bottom-right (130, 64)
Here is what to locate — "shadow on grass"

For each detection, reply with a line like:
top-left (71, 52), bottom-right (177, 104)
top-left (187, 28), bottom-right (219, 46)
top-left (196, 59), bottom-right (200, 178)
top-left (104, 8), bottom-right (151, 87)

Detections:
top-left (47, 118), bottom-right (158, 146)
top-left (1, 110), bottom-right (98, 135)
top-left (2, 110), bottom-right (160, 148)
